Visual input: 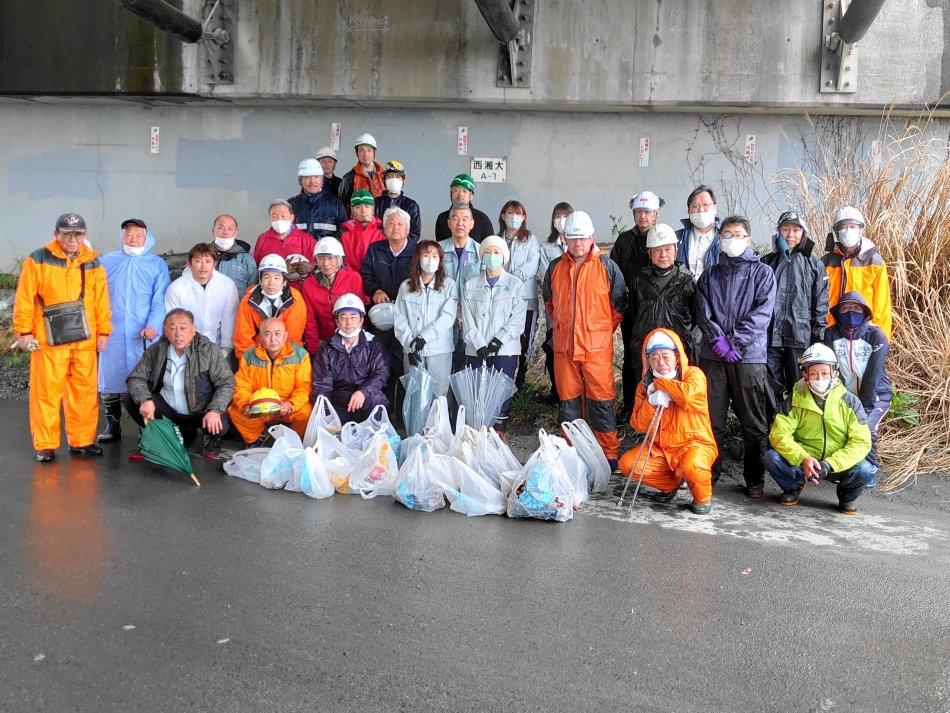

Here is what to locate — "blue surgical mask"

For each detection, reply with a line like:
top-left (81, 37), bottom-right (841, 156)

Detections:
top-left (838, 310), bottom-right (865, 331)
top-left (482, 254), bottom-right (504, 270)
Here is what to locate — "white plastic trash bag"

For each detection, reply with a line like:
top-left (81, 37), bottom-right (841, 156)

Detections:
top-left (393, 440), bottom-right (447, 512)
top-left (562, 419), bottom-right (610, 493)
top-left (474, 426), bottom-right (522, 495)
top-left (507, 430), bottom-right (577, 522)
top-left (351, 429), bottom-right (400, 498)
top-left (433, 454), bottom-right (506, 516)
top-left (297, 446), bottom-right (334, 499)
top-left (341, 404), bottom-right (401, 456)
top-left (422, 396), bottom-right (453, 452)
top-left (315, 427), bottom-right (361, 494)
top-left (223, 448), bottom-right (270, 484)
top-left (545, 432), bottom-right (589, 504)
top-left (260, 425), bottom-right (304, 490)
top-left (303, 395), bottom-right (343, 447)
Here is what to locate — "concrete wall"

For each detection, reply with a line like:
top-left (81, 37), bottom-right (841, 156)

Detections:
top-left (1, 99), bottom-right (923, 272)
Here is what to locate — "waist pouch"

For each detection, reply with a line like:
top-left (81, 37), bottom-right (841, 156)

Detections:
top-left (39, 264), bottom-right (91, 346)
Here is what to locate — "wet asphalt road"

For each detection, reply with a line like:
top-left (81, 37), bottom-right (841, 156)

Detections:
top-left (2, 400), bottom-right (950, 713)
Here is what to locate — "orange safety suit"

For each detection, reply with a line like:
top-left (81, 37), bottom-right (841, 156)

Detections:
top-left (232, 284), bottom-right (307, 360)
top-left (822, 238), bottom-right (892, 339)
top-left (619, 329), bottom-right (718, 504)
top-left (14, 240), bottom-right (112, 450)
top-left (542, 245), bottom-right (626, 459)
top-left (228, 341), bottom-right (313, 443)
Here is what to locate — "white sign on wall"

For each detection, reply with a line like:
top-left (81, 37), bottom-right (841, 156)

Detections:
top-left (330, 123), bottom-right (342, 151)
top-left (744, 134), bottom-right (756, 163)
top-left (458, 127), bottom-right (468, 155)
top-left (471, 157), bottom-right (506, 183)
top-left (639, 138), bottom-right (650, 167)
top-left (150, 126), bottom-right (160, 154)
top-left (869, 139), bottom-right (882, 165)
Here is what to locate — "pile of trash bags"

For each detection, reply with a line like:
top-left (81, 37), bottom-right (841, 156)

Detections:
top-left (223, 396), bottom-right (611, 522)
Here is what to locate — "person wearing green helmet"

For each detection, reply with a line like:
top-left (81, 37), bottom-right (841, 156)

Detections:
top-left (434, 173), bottom-right (495, 244)
top-left (340, 190), bottom-right (386, 273)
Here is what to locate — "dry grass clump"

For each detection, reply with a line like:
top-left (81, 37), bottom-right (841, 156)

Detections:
top-left (773, 111), bottom-right (950, 490)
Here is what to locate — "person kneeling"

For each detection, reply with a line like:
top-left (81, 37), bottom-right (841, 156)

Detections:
top-left (763, 343), bottom-right (877, 515)
top-left (228, 318), bottom-right (313, 448)
top-left (618, 329), bottom-right (718, 514)
top-left (311, 293), bottom-right (390, 424)
top-left (125, 308), bottom-right (235, 458)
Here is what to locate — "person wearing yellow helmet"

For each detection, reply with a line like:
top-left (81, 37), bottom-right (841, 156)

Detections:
top-left (375, 161), bottom-right (421, 242)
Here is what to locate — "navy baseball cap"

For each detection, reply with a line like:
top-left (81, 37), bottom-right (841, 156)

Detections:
top-left (121, 218), bottom-right (147, 230)
top-left (55, 213), bottom-right (86, 232)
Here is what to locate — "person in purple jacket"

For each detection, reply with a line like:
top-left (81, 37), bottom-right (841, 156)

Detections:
top-left (310, 293), bottom-right (390, 424)
top-left (697, 215), bottom-right (777, 497)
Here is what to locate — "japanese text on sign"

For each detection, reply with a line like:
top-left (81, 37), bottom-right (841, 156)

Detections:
top-left (150, 127), bottom-right (160, 154)
top-left (744, 134), bottom-right (756, 163)
top-left (330, 123), bottom-right (341, 151)
top-left (639, 138), bottom-right (650, 167)
top-left (458, 127), bottom-right (468, 155)
top-left (471, 157), bottom-right (506, 183)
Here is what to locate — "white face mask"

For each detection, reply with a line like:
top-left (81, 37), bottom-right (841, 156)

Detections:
top-left (338, 327), bottom-right (361, 340)
top-left (123, 244), bottom-right (146, 257)
top-left (807, 378), bottom-right (834, 398)
top-left (837, 227), bottom-right (861, 248)
top-left (689, 211), bottom-right (716, 230)
top-left (720, 238), bottom-right (748, 258)
top-left (385, 177), bottom-right (404, 194)
top-left (553, 217), bottom-right (567, 234)
top-left (505, 214), bottom-right (524, 231)
top-left (651, 367), bottom-right (679, 380)
top-left (419, 258), bottom-right (440, 275)
top-left (214, 237), bottom-right (235, 251)
top-left (272, 220), bottom-right (292, 235)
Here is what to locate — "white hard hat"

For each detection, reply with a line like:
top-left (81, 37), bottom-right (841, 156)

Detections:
top-left (333, 293), bottom-right (366, 315)
top-left (315, 146), bottom-right (338, 161)
top-left (833, 206), bottom-right (865, 227)
top-left (629, 191), bottom-right (663, 212)
top-left (563, 210), bottom-right (595, 239)
top-left (315, 236), bottom-right (345, 258)
top-left (368, 302), bottom-right (394, 330)
top-left (354, 133), bottom-right (378, 149)
top-left (298, 158), bottom-right (322, 177)
top-left (645, 330), bottom-right (677, 354)
top-left (645, 223), bottom-right (678, 249)
top-left (799, 343), bottom-right (838, 370)
top-left (258, 254), bottom-right (288, 274)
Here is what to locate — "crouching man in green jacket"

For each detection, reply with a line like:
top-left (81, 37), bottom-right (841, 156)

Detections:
top-left (762, 343), bottom-right (877, 515)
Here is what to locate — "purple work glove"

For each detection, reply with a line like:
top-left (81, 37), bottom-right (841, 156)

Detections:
top-left (724, 348), bottom-right (742, 363)
top-left (710, 336), bottom-right (731, 358)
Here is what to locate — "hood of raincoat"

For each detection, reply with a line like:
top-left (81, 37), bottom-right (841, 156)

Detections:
top-left (829, 289), bottom-right (872, 322)
top-left (115, 229), bottom-right (157, 255)
top-left (640, 327), bottom-right (690, 380)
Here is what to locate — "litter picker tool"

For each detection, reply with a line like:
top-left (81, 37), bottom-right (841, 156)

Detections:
top-left (617, 404), bottom-right (665, 506)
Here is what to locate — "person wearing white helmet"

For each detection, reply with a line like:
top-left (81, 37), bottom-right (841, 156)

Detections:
top-left (611, 190), bottom-right (665, 421)
top-left (764, 343), bottom-right (876, 515)
top-left (339, 132), bottom-right (385, 209)
top-left (311, 293), bottom-right (390, 424)
top-left (233, 253), bottom-right (307, 361)
top-left (820, 206), bottom-right (893, 340)
top-left (315, 146), bottom-right (342, 197)
top-left (301, 236), bottom-right (367, 353)
top-left (288, 158), bottom-right (347, 242)
top-left (626, 222), bottom-right (697, 390)
top-left (542, 210), bottom-right (627, 470)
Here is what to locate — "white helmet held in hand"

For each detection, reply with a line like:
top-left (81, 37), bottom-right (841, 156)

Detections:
top-left (333, 293), bottom-right (366, 315)
top-left (315, 236), bottom-right (345, 258)
top-left (258, 254), bottom-right (288, 274)
top-left (298, 158), bottom-right (322, 177)
top-left (646, 223), bottom-right (678, 249)
top-left (354, 133), bottom-right (378, 149)
top-left (368, 302), bottom-right (394, 330)
top-left (833, 206), bottom-right (865, 227)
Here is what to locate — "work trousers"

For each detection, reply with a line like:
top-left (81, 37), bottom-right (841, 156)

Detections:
top-left (700, 358), bottom-right (769, 488)
top-left (228, 402), bottom-right (312, 444)
top-left (541, 327), bottom-right (559, 401)
top-left (515, 310), bottom-right (538, 390)
top-left (555, 353), bottom-right (620, 460)
top-left (762, 449), bottom-right (877, 502)
top-left (864, 395), bottom-right (890, 468)
top-left (619, 441), bottom-right (717, 504)
top-left (620, 317), bottom-right (638, 411)
top-left (124, 392), bottom-right (230, 439)
top-left (30, 348), bottom-right (99, 450)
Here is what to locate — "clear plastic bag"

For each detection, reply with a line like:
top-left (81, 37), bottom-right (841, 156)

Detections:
top-left (562, 419), bottom-right (610, 494)
top-left (422, 397), bottom-right (453, 453)
top-left (303, 395), bottom-right (342, 447)
top-left (474, 426), bottom-right (522, 495)
top-left (260, 425), bottom-right (304, 490)
top-left (351, 429), bottom-right (400, 498)
top-left (433, 454), bottom-right (506, 516)
top-left (545, 432), bottom-right (589, 504)
top-left (341, 404), bottom-right (402, 457)
top-left (315, 427), bottom-right (361, 494)
top-left (223, 448), bottom-right (270, 484)
top-left (297, 446), bottom-right (334, 499)
top-left (393, 441), bottom-right (447, 512)
top-left (507, 430), bottom-right (577, 522)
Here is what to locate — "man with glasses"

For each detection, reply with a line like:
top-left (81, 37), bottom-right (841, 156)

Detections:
top-left (675, 185), bottom-right (722, 279)
top-left (697, 216), bottom-right (776, 497)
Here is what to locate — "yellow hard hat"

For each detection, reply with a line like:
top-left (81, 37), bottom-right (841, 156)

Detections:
top-left (249, 388), bottom-right (282, 416)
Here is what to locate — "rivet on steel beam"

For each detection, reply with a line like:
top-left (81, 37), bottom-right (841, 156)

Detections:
top-left (827, 3), bottom-right (833, 7)
top-left (501, 74), bottom-right (509, 81)
top-left (826, 80), bottom-right (834, 86)
top-left (845, 66), bottom-right (851, 71)
top-left (518, 75), bottom-right (526, 82)
top-left (845, 81), bottom-right (851, 86)
top-left (826, 64), bottom-right (833, 70)
top-left (828, 19), bottom-right (835, 24)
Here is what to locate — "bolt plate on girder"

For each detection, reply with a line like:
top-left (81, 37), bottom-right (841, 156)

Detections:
top-left (820, 0), bottom-right (858, 93)
top-left (497, 0), bottom-right (535, 88)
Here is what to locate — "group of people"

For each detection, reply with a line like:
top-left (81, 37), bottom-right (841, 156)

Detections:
top-left (13, 136), bottom-right (893, 518)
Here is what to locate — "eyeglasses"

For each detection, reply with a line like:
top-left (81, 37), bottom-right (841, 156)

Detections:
top-left (689, 202), bottom-right (715, 212)
top-left (720, 232), bottom-right (748, 240)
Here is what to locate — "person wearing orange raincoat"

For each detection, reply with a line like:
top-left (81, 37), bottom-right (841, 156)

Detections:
top-left (228, 317), bottom-right (313, 447)
top-left (14, 213), bottom-right (112, 462)
top-left (541, 210), bottom-right (626, 469)
top-left (619, 328), bottom-right (718, 514)
top-left (232, 254), bottom-right (307, 361)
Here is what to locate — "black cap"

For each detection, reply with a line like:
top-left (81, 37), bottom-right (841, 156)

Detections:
top-left (55, 213), bottom-right (86, 232)
top-left (777, 211), bottom-right (806, 230)
top-left (121, 218), bottom-right (147, 230)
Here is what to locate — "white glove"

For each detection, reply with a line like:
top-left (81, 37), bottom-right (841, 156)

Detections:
top-left (648, 389), bottom-right (672, 408)
top-left (647, 383), bottom-right (657, 395)
top-left (220, 346), bottom-right (233, 360)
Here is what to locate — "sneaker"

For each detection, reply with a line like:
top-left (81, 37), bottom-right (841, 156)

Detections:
top-left (607, 459), bottom-right (622, 475)
top-left (202, 434), bottom-right (222, 459)
top-left (690, 500), bottom-right (712, 515)
top-left (652, 488), bottom-right (678, 504)
top-left (838, 499), bottom-right (858, 515)
top-left (246, 436), bottom-right (267, 449)
top-left (745, 485), bottom-right (765, 499)
top-left (68, 444), bottom-right (104, 456)
top-left (778, 483), bottom-right (805, 506)
top-left (35, 449), bottom-right (55, 462)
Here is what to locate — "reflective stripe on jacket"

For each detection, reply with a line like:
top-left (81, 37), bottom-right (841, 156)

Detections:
top-left (289, 189), bottom-right (347, 239)
top-left (233, 341), bottom-right (312, 414)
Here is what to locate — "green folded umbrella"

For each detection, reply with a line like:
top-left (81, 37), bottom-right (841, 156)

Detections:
top-left (140, 417), bottom-right (200, 486)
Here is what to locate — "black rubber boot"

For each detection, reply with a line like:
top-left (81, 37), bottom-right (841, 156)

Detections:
top-left (493, 408), bottom-right (510, 440)
top-left (97, 399), bottom-right (123, 443)
top-left (515, 356), bottom-right (527, 391)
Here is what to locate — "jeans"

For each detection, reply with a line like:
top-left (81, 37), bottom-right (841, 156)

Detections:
top-left (762, 449), bottom-right (878, 502)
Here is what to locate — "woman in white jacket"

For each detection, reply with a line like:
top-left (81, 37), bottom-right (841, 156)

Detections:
top-left (393, 241), bottom-right (458, 403)
top-left (462, 237), bottom-right (526, 436)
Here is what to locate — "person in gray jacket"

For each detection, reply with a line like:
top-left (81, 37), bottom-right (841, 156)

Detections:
top-left (125, 308), bottom-right (236, 458)
top-left (496, 200), bottom-right (541, 390)
top-left (462, 237), bottom-right (527, 435)
top-left (440, 203), bottom-right (484, 370)
top-left (394, 240), bottom-right (459, 402)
